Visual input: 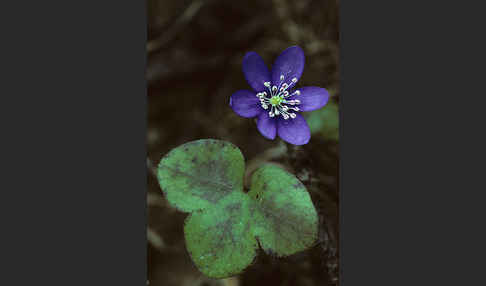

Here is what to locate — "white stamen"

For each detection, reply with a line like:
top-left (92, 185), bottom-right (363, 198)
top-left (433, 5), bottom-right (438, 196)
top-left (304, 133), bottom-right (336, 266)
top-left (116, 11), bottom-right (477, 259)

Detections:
top-left (257, 79), bottom-right (301, 120)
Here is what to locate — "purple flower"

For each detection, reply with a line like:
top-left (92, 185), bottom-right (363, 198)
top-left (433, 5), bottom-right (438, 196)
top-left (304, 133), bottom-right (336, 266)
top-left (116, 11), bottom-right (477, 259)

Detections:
top-left (229, 46), bottom-right (330, 145)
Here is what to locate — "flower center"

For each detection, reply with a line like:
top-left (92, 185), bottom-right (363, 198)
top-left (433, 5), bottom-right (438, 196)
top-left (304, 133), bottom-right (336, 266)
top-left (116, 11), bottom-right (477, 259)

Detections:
top-left (256, 75), bottom-right (301, 120)
top-left (269, 96), bottom-right (283, 106)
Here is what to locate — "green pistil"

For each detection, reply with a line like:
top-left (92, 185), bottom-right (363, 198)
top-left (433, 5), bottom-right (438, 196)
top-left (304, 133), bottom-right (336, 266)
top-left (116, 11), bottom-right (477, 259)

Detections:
top-left (269, 96), bottom-right (284, 106)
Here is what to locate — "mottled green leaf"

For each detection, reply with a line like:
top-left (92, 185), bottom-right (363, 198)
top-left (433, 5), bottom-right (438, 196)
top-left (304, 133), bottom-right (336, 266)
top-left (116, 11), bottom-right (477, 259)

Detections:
top-left (248, 165), bottom-right (318, 256)
top-left (184, 192), bottom-right (258, 278)
top-left (305, 101), bottom-right (339, 141)
top-left (157, 139), bottom-right (244, 212)
top-left (158, 140), bottom-right (318, 278)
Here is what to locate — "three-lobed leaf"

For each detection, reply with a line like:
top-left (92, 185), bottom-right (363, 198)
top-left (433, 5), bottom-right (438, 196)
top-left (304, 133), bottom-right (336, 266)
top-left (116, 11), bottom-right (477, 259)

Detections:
top-left (157, 139), bottom-right (318, 278)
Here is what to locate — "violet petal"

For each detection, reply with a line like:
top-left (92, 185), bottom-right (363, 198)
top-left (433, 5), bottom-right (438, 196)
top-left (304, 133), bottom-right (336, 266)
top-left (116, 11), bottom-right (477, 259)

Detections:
top-left (292, 86), bottom-right (330, 112)
top-left (271, 46), bottom-right (305, 87)
top-left (242, 52), bottom-right (272, 92)
top-left (257, 112), bottom-right (277, 140)
top-left (230, 90), bottom-right (262, 118)
top-left (277, 113), bottom-right (311, 145)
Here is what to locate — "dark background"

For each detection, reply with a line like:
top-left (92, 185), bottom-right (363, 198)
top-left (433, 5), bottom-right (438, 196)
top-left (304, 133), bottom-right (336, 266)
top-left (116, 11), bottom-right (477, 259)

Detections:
top-left (147, 0), bottom-right (340, 285)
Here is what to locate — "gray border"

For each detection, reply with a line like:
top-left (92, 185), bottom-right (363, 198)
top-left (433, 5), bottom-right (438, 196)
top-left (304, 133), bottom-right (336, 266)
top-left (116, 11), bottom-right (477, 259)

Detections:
top-left (340, 0), bottom-right (484, 285)
top-left (1, 0), bottom-right (146, 285)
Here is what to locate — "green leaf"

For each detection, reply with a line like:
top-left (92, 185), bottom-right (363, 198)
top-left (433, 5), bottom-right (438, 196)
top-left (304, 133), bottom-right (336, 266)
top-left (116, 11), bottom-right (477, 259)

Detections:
top-left (184, 192), bottom-right (258, 278)
top-left (248, 165), bottom-right (318, 256)
top-left (157, 140), bottom-right (318, 278)
top-left (305, 101), bottom-right (339, 141)
top-left (157, 139), bottom-right (245, 212)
